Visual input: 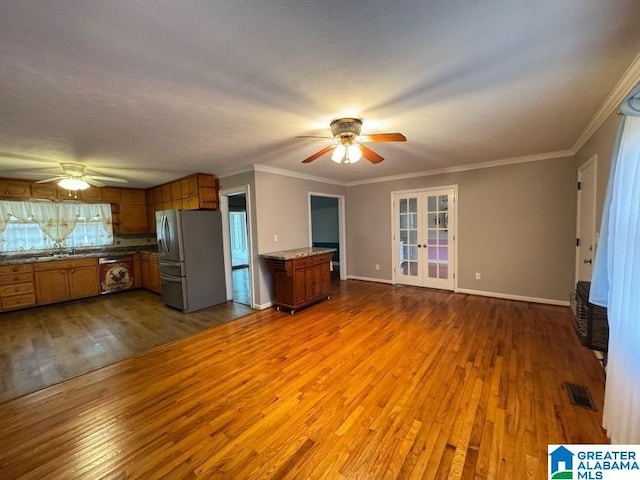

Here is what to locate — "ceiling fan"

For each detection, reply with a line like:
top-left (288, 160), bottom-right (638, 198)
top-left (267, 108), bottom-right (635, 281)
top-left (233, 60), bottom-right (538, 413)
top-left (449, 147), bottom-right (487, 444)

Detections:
top-left (296, 118), bottom-right (407, 164)
top-left (29, 163), bottom-right (129, 190)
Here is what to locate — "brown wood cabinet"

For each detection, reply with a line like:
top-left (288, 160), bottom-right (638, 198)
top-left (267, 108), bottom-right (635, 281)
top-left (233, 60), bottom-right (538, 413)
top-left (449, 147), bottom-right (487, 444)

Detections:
top-left (145, 173), bottom-right (219, 235)
top-left (0, 179), bottom-right (31, 199)
top-left (34, 258), bottom-right (99, 305)
top-left (139, 252), bottom-right (162, 294)
top-left (0, 263), bottom-right (36, 311)
top-left (264, 252), bottom-right (332, 313)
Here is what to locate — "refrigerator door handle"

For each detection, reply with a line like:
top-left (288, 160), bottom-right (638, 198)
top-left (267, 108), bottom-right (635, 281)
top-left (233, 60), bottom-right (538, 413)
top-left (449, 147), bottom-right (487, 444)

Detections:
top-left (160, 273), bottom-right (182, 282)
top-left (163, 215), bottom-right (171, 256)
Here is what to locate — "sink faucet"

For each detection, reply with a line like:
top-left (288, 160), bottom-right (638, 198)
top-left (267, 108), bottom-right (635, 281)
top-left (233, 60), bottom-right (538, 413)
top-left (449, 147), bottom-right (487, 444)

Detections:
top-left (52, 241), bottom-right (63, 254)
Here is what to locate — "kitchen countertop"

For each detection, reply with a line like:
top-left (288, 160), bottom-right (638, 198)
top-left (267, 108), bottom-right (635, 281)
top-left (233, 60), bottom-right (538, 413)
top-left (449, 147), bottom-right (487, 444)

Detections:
top-left (0, 246), bottom-right (159, 265)
top-left (259, 247), bottom-right (336, 261)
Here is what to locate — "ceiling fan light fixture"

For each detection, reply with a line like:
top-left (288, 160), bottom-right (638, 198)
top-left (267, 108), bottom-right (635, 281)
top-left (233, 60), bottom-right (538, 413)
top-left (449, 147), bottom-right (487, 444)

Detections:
top-left (347, 144), bottom-right (362, 163)
top-left (58, 177), bottom-right (90, 191)
top-left (331, 144), bottom-right (346, 163)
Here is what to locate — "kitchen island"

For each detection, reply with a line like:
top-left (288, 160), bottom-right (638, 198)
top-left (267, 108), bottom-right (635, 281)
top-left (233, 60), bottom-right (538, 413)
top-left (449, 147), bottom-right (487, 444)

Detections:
top-left (261, 247), bottom-right (335, 314)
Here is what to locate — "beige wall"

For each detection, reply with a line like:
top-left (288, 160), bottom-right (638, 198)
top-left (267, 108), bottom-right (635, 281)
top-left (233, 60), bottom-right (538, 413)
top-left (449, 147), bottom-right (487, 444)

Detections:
top-left (346, 157), bottom-right (577, 302)
top-left (574, 111), bottom-right (623, 229)
top-left (253, 171), bottom-right (346, 306)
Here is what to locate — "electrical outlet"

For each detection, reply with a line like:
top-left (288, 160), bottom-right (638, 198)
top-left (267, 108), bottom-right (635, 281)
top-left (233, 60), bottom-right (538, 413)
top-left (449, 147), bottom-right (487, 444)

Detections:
top-left (475, 272), bottom-right (481, 280)
top-left (375, 264), bottom-right (380, 271)
top-left (273, 234), bottom-right (278, 242)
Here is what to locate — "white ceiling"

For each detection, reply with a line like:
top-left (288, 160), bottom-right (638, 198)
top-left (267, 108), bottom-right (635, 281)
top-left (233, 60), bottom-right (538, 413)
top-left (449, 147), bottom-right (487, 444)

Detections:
top-left (1, 1), bottom-right (639, 188)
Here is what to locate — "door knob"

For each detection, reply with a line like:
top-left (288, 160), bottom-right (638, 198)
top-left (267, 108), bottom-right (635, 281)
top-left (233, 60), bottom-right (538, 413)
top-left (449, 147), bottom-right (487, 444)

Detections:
top-left (417, 244), bottom-right (422, 248)
top-left (584, 259), bottom-right (592, 264)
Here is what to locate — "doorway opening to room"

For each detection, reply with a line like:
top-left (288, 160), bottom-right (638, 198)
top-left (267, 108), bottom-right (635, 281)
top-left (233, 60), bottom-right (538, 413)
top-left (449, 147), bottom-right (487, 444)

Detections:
top-left (220, 187), bottom-right (254, 307)
top-left (308, 193), bottom-right (347, 281)
top-left (391, 186), bottom-right (458, 291)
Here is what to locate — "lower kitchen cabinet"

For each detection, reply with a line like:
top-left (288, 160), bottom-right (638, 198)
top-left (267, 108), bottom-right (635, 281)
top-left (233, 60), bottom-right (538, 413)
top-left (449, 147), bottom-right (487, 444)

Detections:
top-left (139, 252), bottom-right (162, 294)
top-left (263, 252), bottom-right (332, 314)
top-left (34, 258), bottom-right (100, 305)
top-left (0, 263), bottom-right (36, 311)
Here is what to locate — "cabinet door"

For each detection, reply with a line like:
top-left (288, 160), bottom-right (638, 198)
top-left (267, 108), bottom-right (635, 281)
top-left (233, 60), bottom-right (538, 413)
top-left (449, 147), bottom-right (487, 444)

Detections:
top-left (320, 263), bottom-right (331, 294)
top-left (121, 205), bottom-right (148, 234)
top-left (31, 183), bottom-right (59, 199)
top-left (294, 269), bottom-right (307, 305)
top-left (150, 258), bottom-right (162, 294)
top-left (69, 266), bottom-right (99, 299)
top-left (310, 264), bottom-right (323, 298)
top-left (79, 187), bottom-right (102, 201)
top-left (102, 187), bottom-right (121, 202)
top-left (141, 257), bottom-right (151, 289)
top-left (35, 269), bottom-right (69, 305)
top-left (121, 188), bottom-right (146, 205)
top-left (0, 180), bottom-right (31, 199)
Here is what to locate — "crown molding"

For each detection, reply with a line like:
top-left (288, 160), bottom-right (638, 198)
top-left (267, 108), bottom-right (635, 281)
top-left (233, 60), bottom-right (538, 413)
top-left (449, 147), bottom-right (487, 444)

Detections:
top-left (253, 164), bottom-right (349, 186)
top-left (217, 165), bottom-right (255, 179)
top-left (345, 149), bottom-right (574, 186)
top-left (571, 52), bottom-right (640, 154)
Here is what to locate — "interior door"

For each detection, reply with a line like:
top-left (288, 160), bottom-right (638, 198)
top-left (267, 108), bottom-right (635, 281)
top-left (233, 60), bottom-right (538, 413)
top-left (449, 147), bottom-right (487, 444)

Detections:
top-left (394, 188), bottom-right (455, 290)
top-left (576, 158), bottom-right (596, 282)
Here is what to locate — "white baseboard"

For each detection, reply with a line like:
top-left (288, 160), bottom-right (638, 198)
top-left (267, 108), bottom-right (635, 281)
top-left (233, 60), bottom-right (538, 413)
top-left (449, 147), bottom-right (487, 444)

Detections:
top-left (456, 288), bottom-right (570, 306)
top-left (347, 275), bottom-right (394, 284)
top-left (254, 301), bottom-right (273, 310)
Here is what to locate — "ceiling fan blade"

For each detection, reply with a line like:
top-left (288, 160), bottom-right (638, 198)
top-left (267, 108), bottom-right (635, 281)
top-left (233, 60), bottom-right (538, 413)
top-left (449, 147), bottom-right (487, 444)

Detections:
top-left (302, 145), bottom-right (335, 163)
top-left (84, 178), bottom-right (105, 188)
top-left (295, 135), bottom-right (333, 139)
top-left (86, 175), bottom-right (128, 183)
top-left (359, 133), bottom-right (407, 143)
top-left (359, 144), bottom-right (384, 164)
top-left (35, 176), bottom-right (65, 184)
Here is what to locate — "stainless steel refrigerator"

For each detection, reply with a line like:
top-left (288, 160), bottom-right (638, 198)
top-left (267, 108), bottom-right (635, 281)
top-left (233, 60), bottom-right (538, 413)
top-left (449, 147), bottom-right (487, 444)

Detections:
top-left (156, 209), bottom-right (227, 312)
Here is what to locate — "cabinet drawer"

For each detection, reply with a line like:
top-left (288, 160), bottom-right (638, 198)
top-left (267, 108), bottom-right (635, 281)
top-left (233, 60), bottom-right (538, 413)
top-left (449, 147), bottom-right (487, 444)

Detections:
top-left (34, 257), bottom-right (97, 271)
top-left (0, 272), bottom-right (33, 285)
top-left (0, 263), bottom-right (34, 275)
top-left (0, 282), bottom-right (34, 297)
top-left (313, 254), bottom-right (331, 264)
top-left (2, 293), bottom-right (36, 310)
top-left (293, 257), bottom-right (314, 268)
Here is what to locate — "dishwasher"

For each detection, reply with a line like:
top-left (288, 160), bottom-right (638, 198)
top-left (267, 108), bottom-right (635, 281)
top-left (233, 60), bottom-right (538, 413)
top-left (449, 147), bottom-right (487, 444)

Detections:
top-left (98, 255), bottom-right (134, 293)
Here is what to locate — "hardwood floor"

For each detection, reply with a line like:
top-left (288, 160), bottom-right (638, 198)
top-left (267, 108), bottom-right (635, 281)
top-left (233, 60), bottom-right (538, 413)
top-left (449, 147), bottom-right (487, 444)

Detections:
top-left (0, 290), bottom-right (253, 403)
top-left (0, 280), bottom-right (607, 479)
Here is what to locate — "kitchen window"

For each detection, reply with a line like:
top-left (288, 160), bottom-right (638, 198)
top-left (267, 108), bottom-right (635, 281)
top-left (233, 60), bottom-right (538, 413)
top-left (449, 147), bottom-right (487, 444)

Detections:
top-left (0, 200), bottom-right (113, 253)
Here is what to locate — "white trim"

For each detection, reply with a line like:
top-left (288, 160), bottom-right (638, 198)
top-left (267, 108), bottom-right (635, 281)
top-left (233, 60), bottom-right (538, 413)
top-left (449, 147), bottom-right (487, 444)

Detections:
top-left (347, 275), bottom-right (394, 284)
top-left (254, 301), bottom-right (273, 310)
top-left (219, 185), bottom-right (256, 308)
top-left (456, 288), bottom-right (570, 306)
top-left (308, 192), bottom-right (348, 281)
top-left (390, 185), bottom-right (458, 291)
top-left (572, 52), bottom-right (640, 154)
top-left (253, 164), bottom-right (349, 186)
top-left (575, 155), bottom-right (598, 284)
top-left (217, 165), bottom-right (254, 179)
top-left (346, 150), bottom-right (574, 186)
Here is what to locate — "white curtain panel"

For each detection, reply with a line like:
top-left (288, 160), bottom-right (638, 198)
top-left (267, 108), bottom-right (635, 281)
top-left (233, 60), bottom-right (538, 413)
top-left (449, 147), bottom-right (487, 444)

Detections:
top-left (590, 82), bottom-right (640, 444)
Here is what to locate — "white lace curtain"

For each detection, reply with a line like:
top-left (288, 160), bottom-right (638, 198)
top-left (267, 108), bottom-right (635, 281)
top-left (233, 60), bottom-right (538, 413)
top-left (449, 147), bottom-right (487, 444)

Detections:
top-left (590, 82), bottom-right (640, 444)
top-left (0, 201), bottom-right (113, 252)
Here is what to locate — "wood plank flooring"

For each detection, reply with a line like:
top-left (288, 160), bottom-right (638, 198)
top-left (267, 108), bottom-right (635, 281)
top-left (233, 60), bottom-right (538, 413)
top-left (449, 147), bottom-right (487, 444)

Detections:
top-left (0, 280), bottom-right (607, 479)
top-left (0, 290), bottom-right (253, 403)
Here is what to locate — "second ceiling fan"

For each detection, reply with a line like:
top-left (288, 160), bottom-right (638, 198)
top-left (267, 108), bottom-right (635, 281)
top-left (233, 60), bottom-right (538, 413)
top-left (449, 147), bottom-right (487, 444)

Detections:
top-left (297, 118), bottom-right (406, 164)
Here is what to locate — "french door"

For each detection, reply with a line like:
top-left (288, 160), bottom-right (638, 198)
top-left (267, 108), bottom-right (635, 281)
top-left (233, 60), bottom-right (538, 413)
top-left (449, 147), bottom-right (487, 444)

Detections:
top-left (394, 188), bottom-right (456, 290)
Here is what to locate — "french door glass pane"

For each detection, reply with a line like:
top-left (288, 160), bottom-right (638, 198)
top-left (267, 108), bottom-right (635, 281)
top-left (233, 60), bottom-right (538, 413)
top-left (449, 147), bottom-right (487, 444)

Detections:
top-left (400, 198), bottom-right (408, 213)
top-left (428, 196), bottom-right (436, 211)
top-left (439, 195), bottom-right (448, 211)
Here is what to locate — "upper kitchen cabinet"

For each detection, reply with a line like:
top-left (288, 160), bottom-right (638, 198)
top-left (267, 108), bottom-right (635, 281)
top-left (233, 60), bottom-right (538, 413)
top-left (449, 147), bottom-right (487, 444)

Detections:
top-left (118, 188), bottom-right (148, 234)
top-left (0, 179), bottom-right (31, 199)
top-left (101, 187), bottom-right (121, 202)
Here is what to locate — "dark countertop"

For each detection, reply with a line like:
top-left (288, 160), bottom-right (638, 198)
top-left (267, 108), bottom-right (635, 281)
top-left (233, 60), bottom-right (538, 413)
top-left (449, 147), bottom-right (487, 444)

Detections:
top-left (0, 245), bottom-right (159, 265)
top-left (259, 247), bottom-right (336, 261)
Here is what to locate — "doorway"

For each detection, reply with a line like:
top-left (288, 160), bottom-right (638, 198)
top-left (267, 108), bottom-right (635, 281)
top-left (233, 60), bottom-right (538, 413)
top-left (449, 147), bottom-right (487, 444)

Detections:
top-left (392, 186), bottom-right (457, 290)
top-left (220, 187), bottom-right (253, 307)
top-left (576, 155), bottom-right (597, 283)
top-left (308, 193), bottom-right (347, 281)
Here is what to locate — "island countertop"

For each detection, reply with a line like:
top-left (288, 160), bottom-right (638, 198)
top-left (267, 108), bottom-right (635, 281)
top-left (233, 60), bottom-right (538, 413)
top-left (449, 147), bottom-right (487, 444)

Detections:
top-left (259, 247), bottom-right (336, 261)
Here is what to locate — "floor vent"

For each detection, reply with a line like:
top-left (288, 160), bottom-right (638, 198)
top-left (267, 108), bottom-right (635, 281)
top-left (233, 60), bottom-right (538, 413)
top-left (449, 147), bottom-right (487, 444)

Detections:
top-left (565, 382), bottom-right (597, 411)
